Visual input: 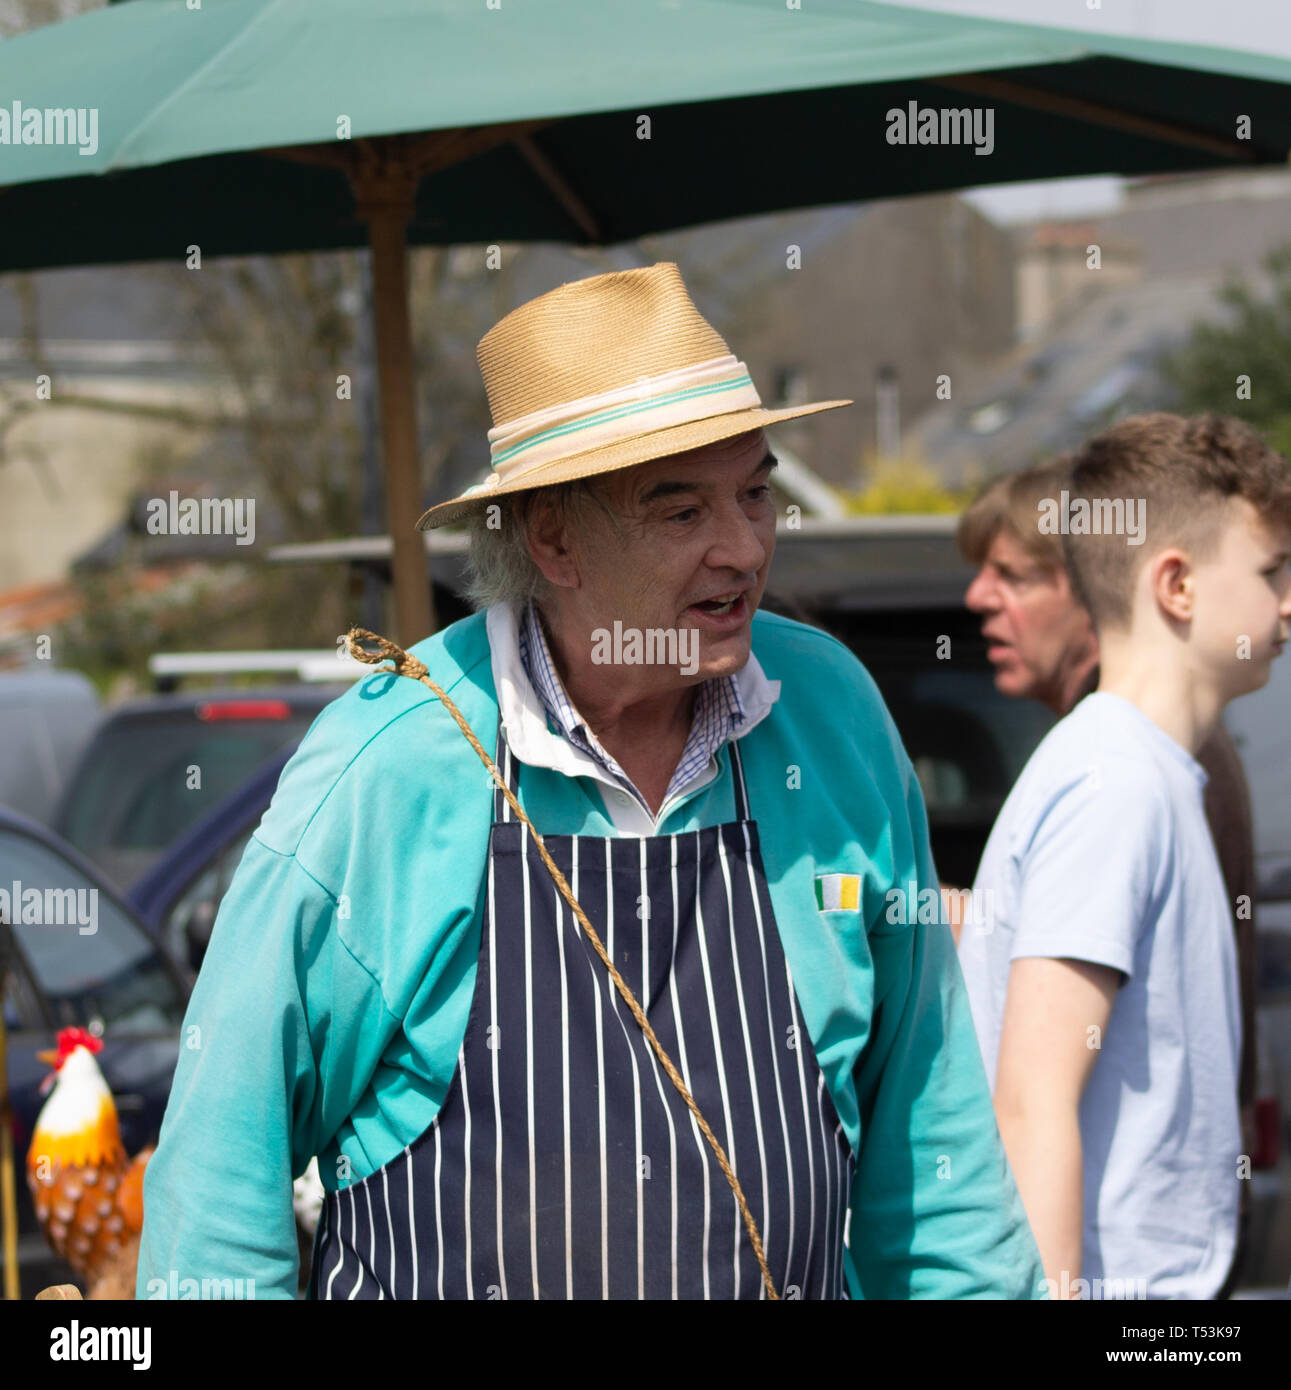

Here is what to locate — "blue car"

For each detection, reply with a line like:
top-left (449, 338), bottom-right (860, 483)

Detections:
top-left (53, 688), bottom-right (343, 893)
top-left (0, 807), bottom-right (188, 1298)
top-left (127, 745), bottom-right (297, 982)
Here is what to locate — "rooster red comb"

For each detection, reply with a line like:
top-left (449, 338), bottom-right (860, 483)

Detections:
top-left (52, 1026), bottom-right (102, 1065)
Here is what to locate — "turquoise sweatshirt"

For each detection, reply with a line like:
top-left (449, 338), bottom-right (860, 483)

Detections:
top-left (136, 607), bottom-right (1046, 1300)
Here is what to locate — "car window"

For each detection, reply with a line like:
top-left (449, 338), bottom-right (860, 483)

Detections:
top-left (2, 956), bottom-right (45, 1032)
top-left (866, 666), bottom-right (1055, 814)
top-left (58, 712), bottom-right (315, 885)
top-left (161, 827), bottom-right (255, 974)
top-left (1257, 923), bottom-right (1291, 1005)
top-left (0, 827), bottom-right (185, 1033)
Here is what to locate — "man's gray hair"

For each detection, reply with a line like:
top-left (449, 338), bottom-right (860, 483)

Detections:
top-left (462, 473), bottom-right (625, 611)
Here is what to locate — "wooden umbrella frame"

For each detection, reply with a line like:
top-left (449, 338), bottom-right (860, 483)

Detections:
top-left (264, 122), bottom-right (591, 646)
top-left (260, 79), bottom-right (1260, 648)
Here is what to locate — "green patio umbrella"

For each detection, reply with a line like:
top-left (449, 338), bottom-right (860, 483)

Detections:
top-left (2, 0), bottom-right (1291, 644)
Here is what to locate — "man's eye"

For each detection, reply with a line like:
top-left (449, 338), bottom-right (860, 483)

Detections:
top-left (746, 485), bottom-right (772, 502)
top-left (669, 508), bottom-right (699, 524)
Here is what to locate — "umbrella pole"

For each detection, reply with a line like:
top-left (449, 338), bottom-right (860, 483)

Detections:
top-left (355, 189), bottom-right (435, 644)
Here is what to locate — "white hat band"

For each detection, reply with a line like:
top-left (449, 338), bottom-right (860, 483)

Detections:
top-left (478, 354), bottom-right (761, 491)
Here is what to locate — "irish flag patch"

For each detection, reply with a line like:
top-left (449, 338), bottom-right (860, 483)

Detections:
top-left (814, 873), bottom-right (861, 912)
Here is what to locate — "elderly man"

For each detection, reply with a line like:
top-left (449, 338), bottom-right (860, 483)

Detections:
top-left (136, 262), bottom-right (1044, 1301)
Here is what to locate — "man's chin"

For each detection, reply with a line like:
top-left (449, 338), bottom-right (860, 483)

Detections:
top-left (695, 630), bottom-right (752, 679)
top-left (990, 663), bottom-right (1036, 700)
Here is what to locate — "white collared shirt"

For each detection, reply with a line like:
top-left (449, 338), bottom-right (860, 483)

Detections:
top-left (486, 600), bottom-right (781, 835)
top-left (519, 598), bottom-right (747, 809)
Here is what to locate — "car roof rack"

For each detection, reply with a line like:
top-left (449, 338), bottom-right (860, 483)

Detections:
top-left (147, 650), bottom-right (368, 686)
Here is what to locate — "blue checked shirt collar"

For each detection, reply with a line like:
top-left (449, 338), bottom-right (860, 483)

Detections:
top-left (518, 599), bottom-right (746, 814)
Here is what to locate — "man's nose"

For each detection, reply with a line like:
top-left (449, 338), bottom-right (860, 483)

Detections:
top-left (964, 569), bottom-right (997, 612)
top-left (706, 502), bottom-right (769, 575)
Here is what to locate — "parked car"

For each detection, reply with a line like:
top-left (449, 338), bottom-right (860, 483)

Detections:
top-left (129, 745), bottom-right (296, 982)
top-left (0, 806), bottom-right (188, 1298)
top-left (0, 669), bottom-right (101, 827)
top-left (51, 684), bottom-right (348, 892)
top-left (803, 600), bottom-right (1055, 886)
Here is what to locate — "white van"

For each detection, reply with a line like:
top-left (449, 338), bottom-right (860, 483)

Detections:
top-left (0, 668), bottom-right (101, 826)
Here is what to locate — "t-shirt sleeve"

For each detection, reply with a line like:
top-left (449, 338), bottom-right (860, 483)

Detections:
top-left (1010, 764), bottom-right (1163, 981)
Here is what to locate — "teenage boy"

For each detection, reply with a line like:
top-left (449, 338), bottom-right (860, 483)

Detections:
top-left (954, 454), bottom-right (1261, 1294)
top-left (957, 413), bottom-right (1291, 1299)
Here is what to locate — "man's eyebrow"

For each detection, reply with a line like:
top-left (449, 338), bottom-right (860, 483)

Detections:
top-left (637, 450), bottom-right (778, 506)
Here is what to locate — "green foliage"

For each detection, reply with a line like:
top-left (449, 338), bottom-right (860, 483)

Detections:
top-left (1160, 242), bottom-right (1291, 455)
top-left (836, 457), bottom-right (975, 515)
top-left (58, 559), bottom-right (350, 694)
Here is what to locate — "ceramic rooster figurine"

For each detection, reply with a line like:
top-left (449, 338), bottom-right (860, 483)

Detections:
top-left (26, 1027), bottom-right (152, 1299)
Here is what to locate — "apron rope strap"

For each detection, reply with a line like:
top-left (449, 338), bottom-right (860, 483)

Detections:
top-left (346, 627), bottom-right (779, 1301)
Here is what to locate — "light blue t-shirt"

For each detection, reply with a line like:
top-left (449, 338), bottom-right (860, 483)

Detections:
top-left (958, 692), bottom-right (1242, 1299)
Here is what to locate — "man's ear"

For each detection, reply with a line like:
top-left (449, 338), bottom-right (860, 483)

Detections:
top-left (1151, 548), bottom-right (1193, 622)
top-left (525, 494), bottom-right (581, 590)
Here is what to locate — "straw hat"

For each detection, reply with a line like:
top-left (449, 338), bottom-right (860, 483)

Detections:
top-left (416, 262), bottom-right (852, 530)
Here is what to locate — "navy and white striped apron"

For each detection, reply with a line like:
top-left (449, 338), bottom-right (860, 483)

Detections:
top-left (311, 724), bottom-right (855, 1299)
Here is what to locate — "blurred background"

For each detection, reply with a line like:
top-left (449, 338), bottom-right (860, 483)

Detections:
top-left (2, 0), bottom-right (1290, 1299)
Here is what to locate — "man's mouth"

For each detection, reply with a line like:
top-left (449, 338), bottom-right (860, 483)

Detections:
top-left (693, 592), bottom-right (741, 615)
top-left (685, 590), bottom-right (750, 628)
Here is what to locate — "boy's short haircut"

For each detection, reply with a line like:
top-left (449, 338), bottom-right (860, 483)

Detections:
top-left (1062, 412), bottom-right (1291, 633)
top-left (956, 454), bottom-right (1075, 572)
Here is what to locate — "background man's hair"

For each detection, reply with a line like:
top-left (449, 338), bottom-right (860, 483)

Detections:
top-left (1061, 412), bottom-right (1291, 632)
top-left (956, 454), bottom-right (1076, 571)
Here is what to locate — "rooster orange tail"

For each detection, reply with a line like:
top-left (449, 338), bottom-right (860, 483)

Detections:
top-left (117, 1146), bottom-right (153, 1235)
